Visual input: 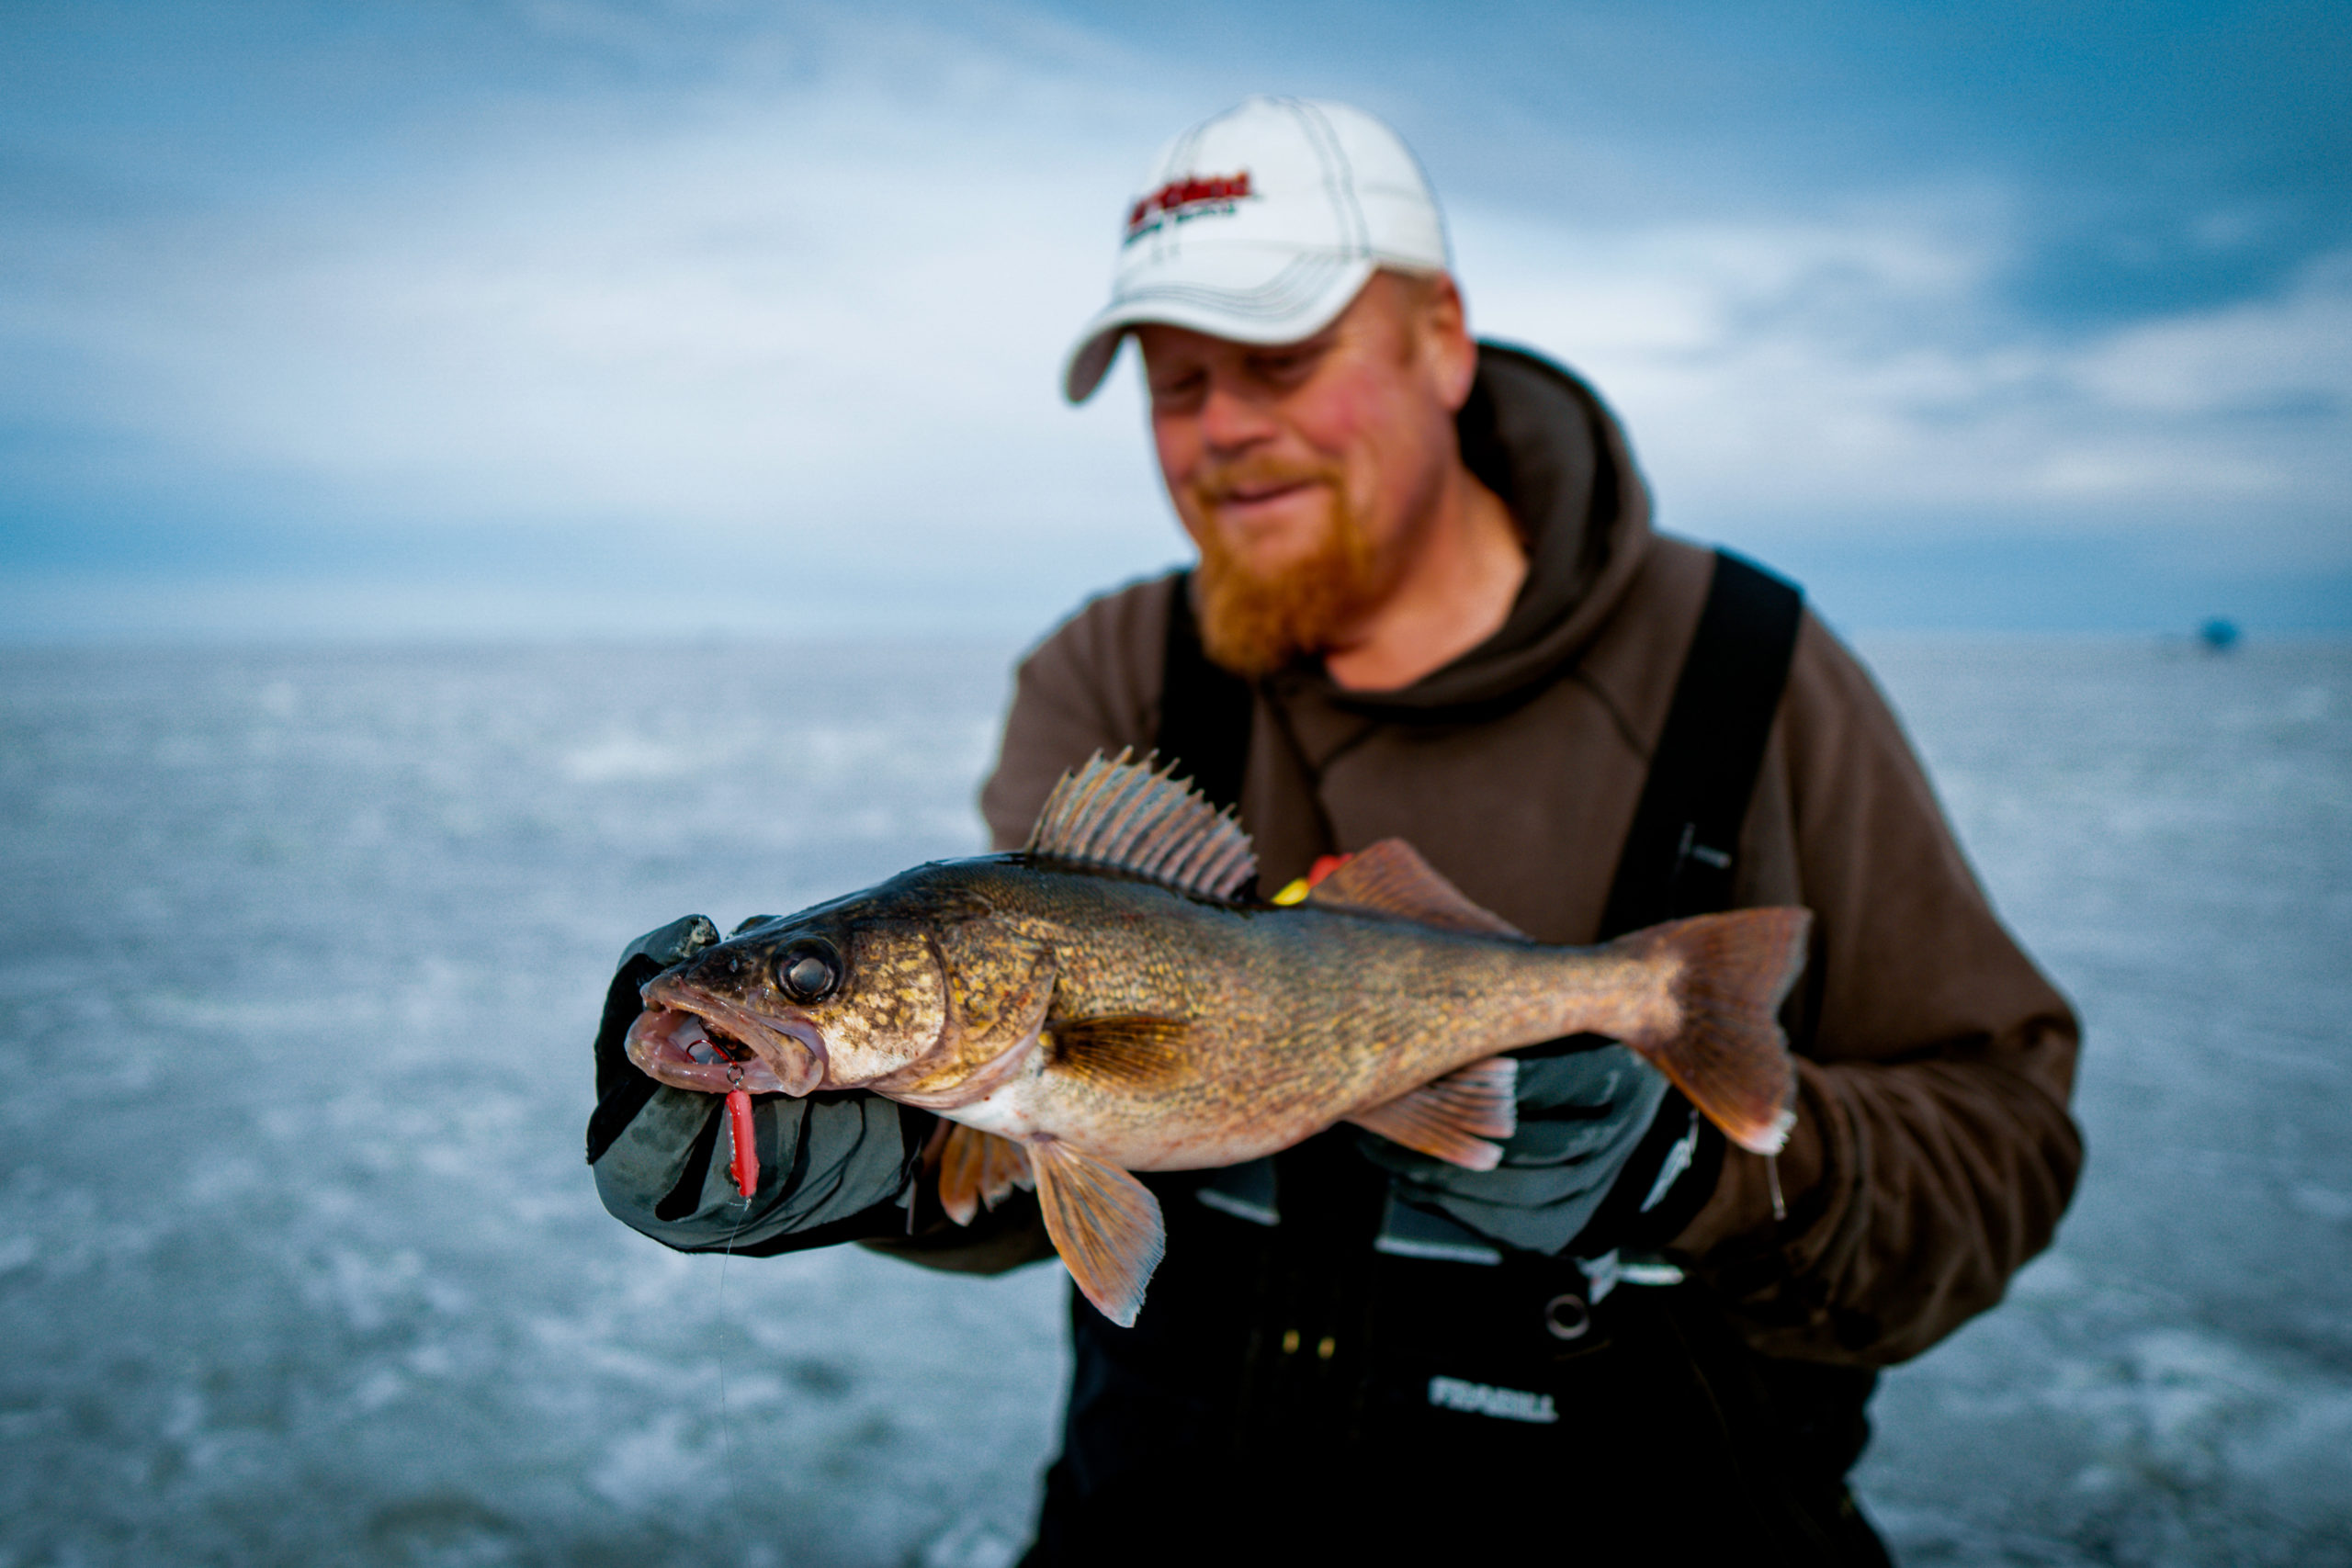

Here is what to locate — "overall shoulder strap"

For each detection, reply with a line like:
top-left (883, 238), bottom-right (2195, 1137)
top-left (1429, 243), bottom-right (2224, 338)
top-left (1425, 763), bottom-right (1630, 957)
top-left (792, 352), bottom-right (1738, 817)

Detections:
top-left (1598, 550), bottom-right (1804, 938)
top-left (1586, 553), bottom-right (1879, 1537)
top-left (1155, 570), bottom-right (1255, 815)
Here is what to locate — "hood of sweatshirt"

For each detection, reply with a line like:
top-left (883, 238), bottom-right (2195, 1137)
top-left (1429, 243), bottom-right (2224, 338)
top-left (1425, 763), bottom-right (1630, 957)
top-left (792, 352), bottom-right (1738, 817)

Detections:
top-left (1271, 342), bottom-right (1656, 719)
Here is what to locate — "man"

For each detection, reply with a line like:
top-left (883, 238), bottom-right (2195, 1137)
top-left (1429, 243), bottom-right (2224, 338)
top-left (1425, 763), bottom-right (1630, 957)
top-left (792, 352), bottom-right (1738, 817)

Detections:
top-left (589, 98), bottom-right (2081, 1564)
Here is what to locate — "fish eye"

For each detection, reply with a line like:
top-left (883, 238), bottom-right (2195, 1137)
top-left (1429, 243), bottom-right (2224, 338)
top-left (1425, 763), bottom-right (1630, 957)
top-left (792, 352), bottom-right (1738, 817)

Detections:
top-left (775, 939), bottom-right (840, 1003)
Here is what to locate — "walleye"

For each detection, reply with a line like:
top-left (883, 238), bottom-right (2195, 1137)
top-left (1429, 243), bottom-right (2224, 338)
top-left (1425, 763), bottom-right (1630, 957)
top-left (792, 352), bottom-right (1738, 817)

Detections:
top-left (627, 752), bottom-right (1810, 1325)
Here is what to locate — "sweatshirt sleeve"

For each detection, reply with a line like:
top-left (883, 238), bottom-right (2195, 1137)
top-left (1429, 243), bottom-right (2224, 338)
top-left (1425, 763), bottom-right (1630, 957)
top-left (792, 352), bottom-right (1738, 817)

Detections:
top-left (1669, 616), bottom-right (2085, 1366)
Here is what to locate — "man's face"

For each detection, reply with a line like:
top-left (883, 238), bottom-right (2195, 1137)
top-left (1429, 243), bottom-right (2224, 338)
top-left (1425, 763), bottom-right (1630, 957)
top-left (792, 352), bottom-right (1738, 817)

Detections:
top-left (1135, 271), bottom-right (1476, 676)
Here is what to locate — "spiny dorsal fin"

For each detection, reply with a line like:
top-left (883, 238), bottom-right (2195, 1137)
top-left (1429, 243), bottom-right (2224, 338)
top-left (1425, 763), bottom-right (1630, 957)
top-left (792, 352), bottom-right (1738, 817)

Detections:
top-left (1306, 839), bottom-right (1528, 937)
top-left (1026, 750), bottom-right (1257, 901)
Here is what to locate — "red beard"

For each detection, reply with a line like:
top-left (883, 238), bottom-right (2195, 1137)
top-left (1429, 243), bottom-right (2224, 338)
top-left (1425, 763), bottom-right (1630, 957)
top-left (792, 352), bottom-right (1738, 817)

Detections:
top-left (1187, 465), bottom-right (1388, 680)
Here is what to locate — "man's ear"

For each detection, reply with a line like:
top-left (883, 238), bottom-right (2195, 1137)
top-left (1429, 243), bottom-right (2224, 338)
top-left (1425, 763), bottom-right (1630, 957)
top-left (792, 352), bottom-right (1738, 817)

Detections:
top-left (1411, 271), bottom-right (1479, 413)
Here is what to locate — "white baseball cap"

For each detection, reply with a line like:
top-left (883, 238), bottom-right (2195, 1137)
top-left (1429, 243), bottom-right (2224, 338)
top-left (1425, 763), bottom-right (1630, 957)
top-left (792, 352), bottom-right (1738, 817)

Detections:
top-left (1061, 96), bottom-right (1452, 403)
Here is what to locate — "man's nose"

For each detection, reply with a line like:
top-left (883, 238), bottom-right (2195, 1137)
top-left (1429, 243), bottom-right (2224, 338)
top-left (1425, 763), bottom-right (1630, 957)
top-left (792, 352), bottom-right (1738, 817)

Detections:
top-left (1198, 378), bottom-right (1280, 455)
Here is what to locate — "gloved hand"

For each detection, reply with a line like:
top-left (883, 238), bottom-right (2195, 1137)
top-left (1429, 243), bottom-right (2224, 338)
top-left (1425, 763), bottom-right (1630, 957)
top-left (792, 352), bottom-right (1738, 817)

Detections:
top-left (588, 914), bottom-right (722, 1161)
top-left (586, 913), bottom-right (922, 1255)
top-left (1358, 1037), bottom-right (1718, 1258)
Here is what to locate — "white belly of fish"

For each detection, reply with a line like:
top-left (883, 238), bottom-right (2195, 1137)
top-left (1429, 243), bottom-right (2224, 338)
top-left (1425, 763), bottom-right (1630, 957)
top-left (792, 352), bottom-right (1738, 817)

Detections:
top-left (939, 1073), bottom-right (1307, 1173)
top-left (938, 1081), bottom-right (1042, 1140)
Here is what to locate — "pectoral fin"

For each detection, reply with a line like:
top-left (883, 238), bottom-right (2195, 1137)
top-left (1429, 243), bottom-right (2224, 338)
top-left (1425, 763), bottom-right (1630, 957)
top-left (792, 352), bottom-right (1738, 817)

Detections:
top-left (1345, 1056), bottom-right (1520, 1170)
top-left (1045, 1015), bottom-right (1192, 1089)
top-left (936, 1123), bottom-right (1036, 1226)
top-left (1026, 1135), bottom-right (1165, 1327)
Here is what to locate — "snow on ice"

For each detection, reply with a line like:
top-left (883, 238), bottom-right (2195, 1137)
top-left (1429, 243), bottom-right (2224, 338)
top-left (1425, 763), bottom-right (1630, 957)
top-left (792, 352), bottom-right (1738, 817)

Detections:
top-left (0, 637), bottom-right (2346, 1565)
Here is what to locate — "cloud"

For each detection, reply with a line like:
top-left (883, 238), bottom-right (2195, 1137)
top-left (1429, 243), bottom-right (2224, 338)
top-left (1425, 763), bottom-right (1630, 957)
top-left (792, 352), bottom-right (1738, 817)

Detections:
top-left (1459, 204), bottom-right (2352, 535)
top-left (2070, 253), bottom-right (2352, 418)
top-left (1, 0), bottom-right (2345, 637)
top-left (3, 55), bottom-right (1184, 546)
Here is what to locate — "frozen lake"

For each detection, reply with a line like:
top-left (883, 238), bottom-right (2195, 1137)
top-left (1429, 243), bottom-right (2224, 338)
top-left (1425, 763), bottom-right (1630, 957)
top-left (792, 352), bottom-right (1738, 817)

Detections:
top-left (1, 635), bottom-right (2346, 1566)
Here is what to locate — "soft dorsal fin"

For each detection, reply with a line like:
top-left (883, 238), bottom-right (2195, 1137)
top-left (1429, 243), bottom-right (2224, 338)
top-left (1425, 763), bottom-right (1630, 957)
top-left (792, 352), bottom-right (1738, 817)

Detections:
top-left (1025, 750), bottom-right (1257, 901)
top-left (1306, 839), bottom-right (1528, 937)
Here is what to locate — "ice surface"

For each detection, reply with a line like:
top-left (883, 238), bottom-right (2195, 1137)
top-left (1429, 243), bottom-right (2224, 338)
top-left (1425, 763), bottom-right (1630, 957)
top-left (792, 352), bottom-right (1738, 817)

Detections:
top-left (1, 637), bottom-right (2346, 1565)
top-left (1847, 639), bottom-right (2352, 1566)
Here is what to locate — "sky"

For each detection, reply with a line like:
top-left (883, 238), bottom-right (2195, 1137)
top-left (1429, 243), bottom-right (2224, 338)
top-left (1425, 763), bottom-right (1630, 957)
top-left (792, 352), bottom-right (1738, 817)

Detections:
top-left (2, 0), bottom-right (2347, 641)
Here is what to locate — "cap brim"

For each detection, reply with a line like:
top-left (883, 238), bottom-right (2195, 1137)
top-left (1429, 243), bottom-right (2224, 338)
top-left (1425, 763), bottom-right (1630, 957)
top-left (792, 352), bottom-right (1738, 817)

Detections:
top-left (1061, 251), bottom-right (1379, 403)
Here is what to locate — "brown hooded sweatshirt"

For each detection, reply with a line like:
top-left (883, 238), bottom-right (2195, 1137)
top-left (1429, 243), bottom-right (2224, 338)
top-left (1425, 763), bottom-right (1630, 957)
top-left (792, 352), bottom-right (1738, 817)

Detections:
top-left (979, 344), bottom-right (2082, 1368)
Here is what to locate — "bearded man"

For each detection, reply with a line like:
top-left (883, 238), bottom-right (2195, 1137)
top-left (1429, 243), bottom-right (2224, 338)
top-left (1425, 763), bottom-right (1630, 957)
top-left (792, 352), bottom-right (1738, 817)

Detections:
top-left (589, 98), bottom-right (2082, 1565)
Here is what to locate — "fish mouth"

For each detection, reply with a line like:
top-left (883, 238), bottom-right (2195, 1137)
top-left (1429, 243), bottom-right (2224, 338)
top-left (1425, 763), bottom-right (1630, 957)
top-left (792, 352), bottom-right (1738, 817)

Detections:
top-left (628, 980), bottom-right (829, 1097)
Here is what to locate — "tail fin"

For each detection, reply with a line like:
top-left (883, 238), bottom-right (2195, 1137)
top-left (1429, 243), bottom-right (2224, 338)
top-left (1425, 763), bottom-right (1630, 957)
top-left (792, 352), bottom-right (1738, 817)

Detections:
top-left (1607, 908), bottom-right (1811, 1155)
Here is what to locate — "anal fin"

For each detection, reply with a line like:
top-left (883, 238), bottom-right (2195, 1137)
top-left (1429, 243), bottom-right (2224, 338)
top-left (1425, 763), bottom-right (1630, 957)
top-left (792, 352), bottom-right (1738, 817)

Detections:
top-left (936, 1123), bottom-right (1036, 1226)
top-left (1026, 1135), bottom-right (1165, 1327)
top-left (1345, 1056), bottom-right (1520, 1171)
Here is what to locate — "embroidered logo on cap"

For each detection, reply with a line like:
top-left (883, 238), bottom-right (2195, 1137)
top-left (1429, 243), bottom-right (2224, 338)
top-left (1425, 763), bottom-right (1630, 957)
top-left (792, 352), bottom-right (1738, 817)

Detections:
top-left (1125, 172), bottom-right (1254, 243)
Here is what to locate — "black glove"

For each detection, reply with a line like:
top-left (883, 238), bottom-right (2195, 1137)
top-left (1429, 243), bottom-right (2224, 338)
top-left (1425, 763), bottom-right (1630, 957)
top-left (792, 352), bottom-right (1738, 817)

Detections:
top-left (587, 914), bottom-right (926, 1258)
